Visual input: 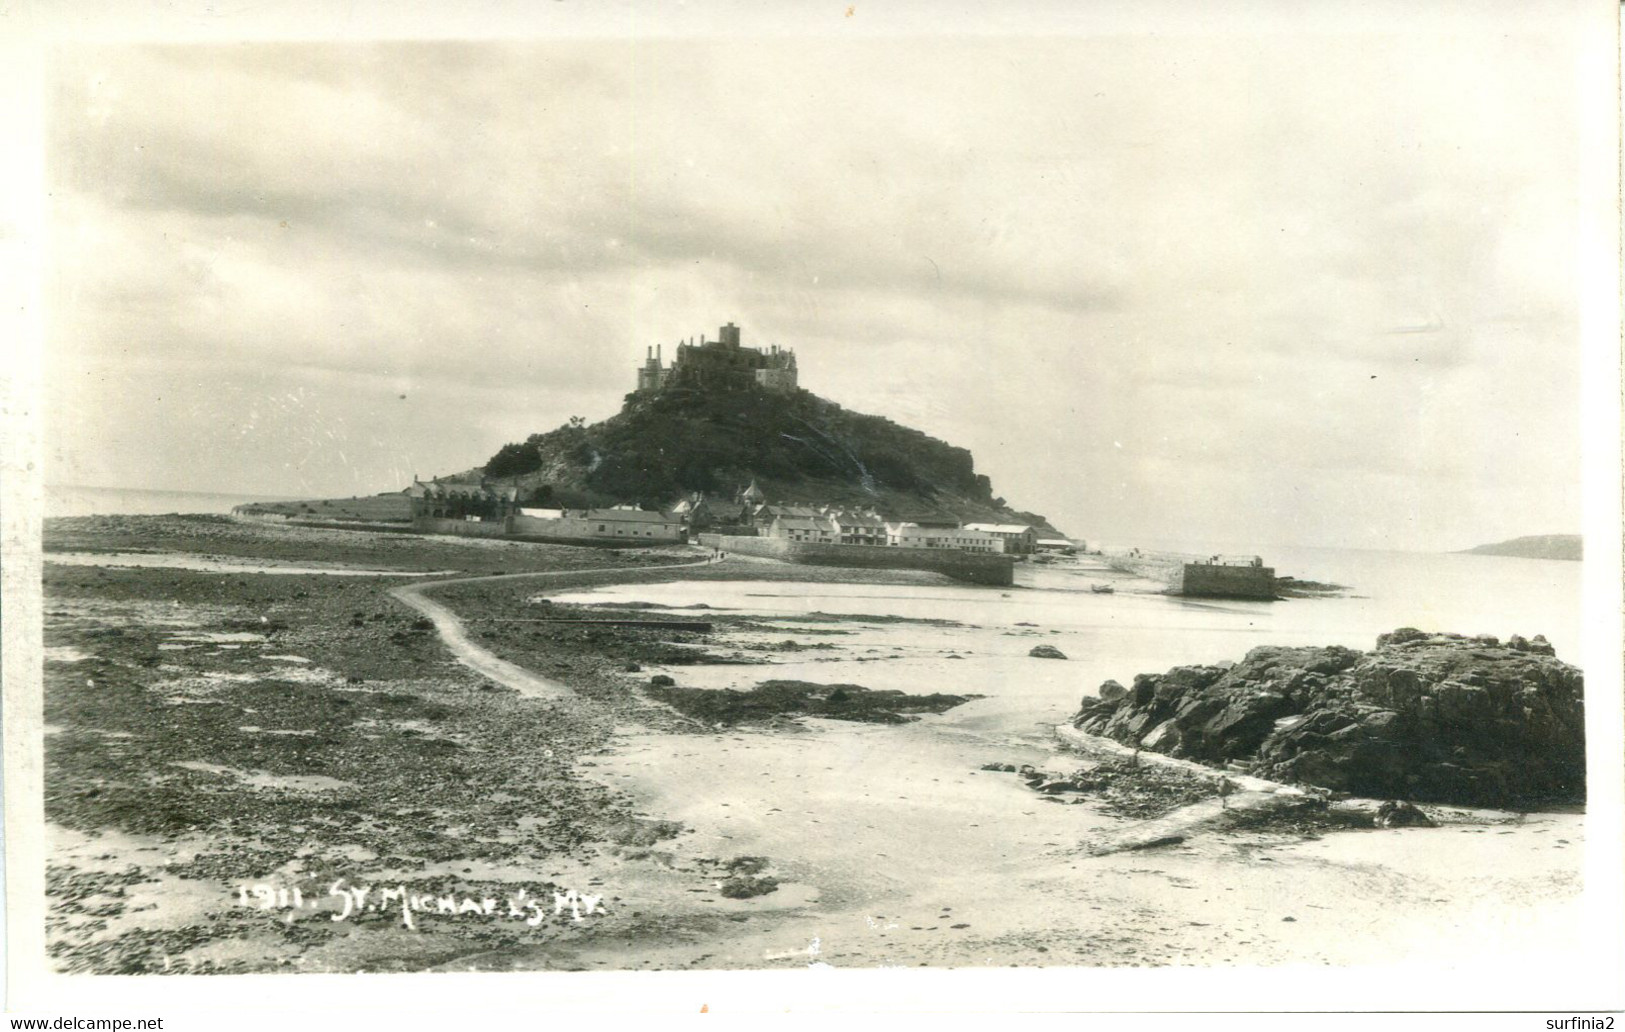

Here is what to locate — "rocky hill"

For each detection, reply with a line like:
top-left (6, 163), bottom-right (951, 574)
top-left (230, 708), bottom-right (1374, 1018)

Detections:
top-left (1070, 629), bottom-right (1584, 808)
top-left (1460, 534), bottom-right (1581, 561)
top-left (474, 384), bottom-right (1062, 531)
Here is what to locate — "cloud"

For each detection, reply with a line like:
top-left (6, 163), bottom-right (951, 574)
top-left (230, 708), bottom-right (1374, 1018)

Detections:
top-left (43, 31), bottom-right (1586, 550)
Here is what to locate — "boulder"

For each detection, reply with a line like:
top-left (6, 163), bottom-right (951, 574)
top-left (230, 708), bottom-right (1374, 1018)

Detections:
top-left (718, 875), bottom-right (779, 899)
top-left (1029, 645), bottom-right (1068, 660)
top-left (1374, 800), bottom-right (1436, 828)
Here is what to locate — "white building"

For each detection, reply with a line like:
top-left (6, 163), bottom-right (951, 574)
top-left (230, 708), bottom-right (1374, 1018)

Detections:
top-left (963, 523), bottom-right (1038, 555)
top-left (885, 522), bottom-right (1005, 553)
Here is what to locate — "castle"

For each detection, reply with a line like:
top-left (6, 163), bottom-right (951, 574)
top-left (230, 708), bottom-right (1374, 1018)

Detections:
top-left (636, 322), bottom-right (798, 394)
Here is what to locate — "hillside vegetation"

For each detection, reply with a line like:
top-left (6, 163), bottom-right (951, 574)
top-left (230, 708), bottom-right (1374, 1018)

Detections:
top-left (478, 386), bottom-right (1058, 530)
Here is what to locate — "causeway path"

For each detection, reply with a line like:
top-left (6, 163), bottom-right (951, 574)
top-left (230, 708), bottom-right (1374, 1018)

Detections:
top-left (386, 555), bottom-right (714, 701)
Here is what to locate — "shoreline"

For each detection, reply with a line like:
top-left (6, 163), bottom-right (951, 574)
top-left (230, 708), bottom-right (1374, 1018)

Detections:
top-left (34, 514), bottom-right (1587, 973)
top-left (37, 515), bottom-right (1005, 972)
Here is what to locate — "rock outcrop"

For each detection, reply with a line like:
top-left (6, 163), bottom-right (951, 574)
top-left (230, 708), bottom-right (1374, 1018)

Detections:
top-left (1069, 629), bottom-right (1584, 808)
top-left (647, 679), bottom-right (979, 726)
top-left (475, 379), bottom-right (1064, 532)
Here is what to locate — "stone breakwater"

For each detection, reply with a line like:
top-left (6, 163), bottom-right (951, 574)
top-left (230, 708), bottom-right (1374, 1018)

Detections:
top-left (1070, 629), bottom-right (1584, 808)
top-left (696, 533), bottom-right (1015, 586)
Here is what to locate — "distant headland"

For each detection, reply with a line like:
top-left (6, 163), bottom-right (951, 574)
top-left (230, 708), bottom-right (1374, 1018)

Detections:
top-left (1460, 534), bottom-right (1581, 561)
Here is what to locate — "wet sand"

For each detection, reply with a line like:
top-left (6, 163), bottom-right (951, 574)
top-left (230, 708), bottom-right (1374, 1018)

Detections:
top-left (564, 715), bottom-right (1583, 970)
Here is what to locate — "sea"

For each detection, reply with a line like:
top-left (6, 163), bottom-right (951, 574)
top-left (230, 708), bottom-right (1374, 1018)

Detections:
top-left (43, 484), bottom-right (302, 518)
top-left (545, 544), bottom-right (1584, 729)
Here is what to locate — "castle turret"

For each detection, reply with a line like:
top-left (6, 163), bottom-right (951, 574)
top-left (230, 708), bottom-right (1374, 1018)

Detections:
top-left (636, 344), bottom-right (666, 393)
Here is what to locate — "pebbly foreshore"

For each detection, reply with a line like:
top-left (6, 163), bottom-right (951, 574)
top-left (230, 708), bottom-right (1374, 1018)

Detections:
top-left (36, 515), bottom-right (979, 973)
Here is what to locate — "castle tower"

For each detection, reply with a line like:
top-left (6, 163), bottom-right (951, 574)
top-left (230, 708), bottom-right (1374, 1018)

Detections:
top-left (636, 343), bottom-right (666, 392)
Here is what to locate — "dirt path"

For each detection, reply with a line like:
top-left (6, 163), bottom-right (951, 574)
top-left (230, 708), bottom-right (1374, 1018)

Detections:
top-left (385, 556), bottom-right (714, 700)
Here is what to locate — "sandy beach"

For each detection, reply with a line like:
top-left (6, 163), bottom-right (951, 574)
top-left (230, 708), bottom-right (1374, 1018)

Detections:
top-left (36, 515), bottom-right (1587, 975)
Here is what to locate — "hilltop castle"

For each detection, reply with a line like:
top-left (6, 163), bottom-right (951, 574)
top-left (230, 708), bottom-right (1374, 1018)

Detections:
top-left (635, 322), bottom-right (798, 394)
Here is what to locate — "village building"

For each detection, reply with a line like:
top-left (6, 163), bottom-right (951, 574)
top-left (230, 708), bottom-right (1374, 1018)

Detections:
top-left (963, 522), bottom-right (1039, 556)
top-left (408, 477), bottom-right (684, 543)
top-left (507, 507), bottom-right (685, 543)
top-left (672, 483), bottom-right (766, 534)
top-left (940, 529), bottom-right (1005, 554)
top-left (770, 514), bottom-right (838, 543)
top-left (831, 512), bottom-right (888, 546)
top-left (581, 508), bottom-right (685, 540)
top-left (690, 495), bottom-right (751, 532)
top-left (752, 503), bottom-right (820, 532)
top-left (406, 476), bottom-right (521, 521)
top-left (695, 495), bottom-right (752, 530)
top-left (885, 522), bottom-right (1006, 553)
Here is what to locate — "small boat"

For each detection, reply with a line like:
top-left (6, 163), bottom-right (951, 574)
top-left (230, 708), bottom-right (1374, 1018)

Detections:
top-left (1090, 583), bottom-right (1115, 594)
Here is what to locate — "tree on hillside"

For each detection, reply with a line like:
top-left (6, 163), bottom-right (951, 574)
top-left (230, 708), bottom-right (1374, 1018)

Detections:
top-left (485, 442), bottom-right (543, 478)
top-left (523, 484), bottom-right (556, 507)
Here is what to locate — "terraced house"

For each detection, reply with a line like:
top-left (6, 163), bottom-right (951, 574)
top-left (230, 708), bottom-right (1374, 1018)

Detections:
top-left (963, 522), bottom-right (1039, 556)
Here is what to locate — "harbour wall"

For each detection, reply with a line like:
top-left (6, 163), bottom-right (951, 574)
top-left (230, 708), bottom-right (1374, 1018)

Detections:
top-left (698, 534), bottom-right (1014, 587)
top-left (1106, 554), bottom-right (1277, 600)
top-left (1173, 562), bottom-right (1277, 600)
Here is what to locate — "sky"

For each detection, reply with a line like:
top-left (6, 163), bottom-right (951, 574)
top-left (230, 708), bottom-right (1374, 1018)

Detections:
top-left (38, 4), bottom-right (1601, 552)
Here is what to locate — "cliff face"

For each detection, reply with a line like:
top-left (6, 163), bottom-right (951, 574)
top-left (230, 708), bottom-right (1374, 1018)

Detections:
top-left (1071, 629), bottom-right (1584, 808)
top-left (481, 385), bottom-right (1060, 531)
